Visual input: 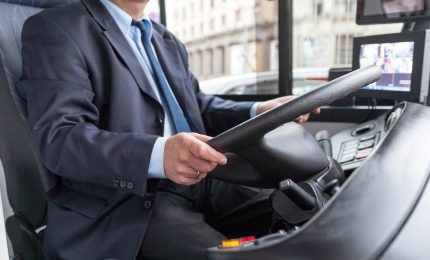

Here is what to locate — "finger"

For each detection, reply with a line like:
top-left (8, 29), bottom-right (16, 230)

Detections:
top-left (169, 169), bottom-right (201, 186)
top-left (178, 175), bottom-right (201, 186)
top-left (176, 164), bottom-right (205, 180)
top-left (301, 114), bottom-right (310, 122)
top-left (313, 107), bottom-right (321, 114)
top-left (191, 132), bottom-right (212, 142)
top-left (186, 171), bottom-right (208, 180)
top-left (188, 139), bottom-right (227, 165)
top-left (177, 144), bottom-right (218, 172)
top-left (278, 95), bottom-right (296, 103)
top-left (197, 172), bottom-right (208, 180)
top-left (295, 115), bottom-right (304, 123)
top-left (186, 155), bottom-right (217, 173)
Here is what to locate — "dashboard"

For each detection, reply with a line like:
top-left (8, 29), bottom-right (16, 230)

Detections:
top-left (207, 102), bottom-right (430, 259)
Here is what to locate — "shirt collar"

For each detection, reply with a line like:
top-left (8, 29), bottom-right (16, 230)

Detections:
top-left (99, 0), bottom-right (153, 39)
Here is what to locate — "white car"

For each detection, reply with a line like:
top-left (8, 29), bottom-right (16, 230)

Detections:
top-left (199, 68), bottom-right (329, 96)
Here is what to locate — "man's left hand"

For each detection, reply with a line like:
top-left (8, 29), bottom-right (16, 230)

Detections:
top-left (256, 95), bottom-right (321, 124)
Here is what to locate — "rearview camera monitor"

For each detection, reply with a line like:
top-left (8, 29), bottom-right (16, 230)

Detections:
top-left (352, 30), bottom-right (430, 103)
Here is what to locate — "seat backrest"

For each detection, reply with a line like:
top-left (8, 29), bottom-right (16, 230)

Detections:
top-left (0, 0), bottom-right (78, 233)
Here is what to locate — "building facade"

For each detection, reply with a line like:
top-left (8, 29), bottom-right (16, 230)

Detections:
top-left (164, 0), bottom-right (402, 81)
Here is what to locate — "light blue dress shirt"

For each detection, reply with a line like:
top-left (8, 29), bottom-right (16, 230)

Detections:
top-left (100, 0), bottom-right (259, 179)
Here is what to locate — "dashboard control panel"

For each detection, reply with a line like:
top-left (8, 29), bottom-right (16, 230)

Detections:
top-left (332, 104), bottom-right (405, 172)
top-left (338, 132), bottom-right (380, 164)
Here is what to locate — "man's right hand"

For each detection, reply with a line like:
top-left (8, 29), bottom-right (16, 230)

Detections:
top-left (164, 133), bottom-right (227, 186)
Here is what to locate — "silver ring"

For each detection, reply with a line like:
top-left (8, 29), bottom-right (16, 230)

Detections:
top-left (195, 171), bottom-right (200, 179)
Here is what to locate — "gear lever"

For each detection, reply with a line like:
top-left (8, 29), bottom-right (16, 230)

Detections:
top-left (316, 130), bottom-right (333, 157)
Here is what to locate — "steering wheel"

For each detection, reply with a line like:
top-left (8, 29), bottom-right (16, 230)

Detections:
top-left (207, 66), bottom-right (382, 187)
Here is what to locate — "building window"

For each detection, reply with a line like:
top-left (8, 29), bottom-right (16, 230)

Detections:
top-left (334, 0), bottom-right (355, 21)
top-left (210, 19), bottom-right (215, 30)
top-left (189, 52), bottom-right (194, 71)
top-left (197, 50), bottom-right (203, 75)
top-left (230, 44), bottom-right (246, 74)
top-left (335, 34), bottom-right (354, 65)
top-left (314, 0), bottom-right (323, 17)
top-left (216, 46), bottom-right (225, 75)
top-left (270, 40), bottom-right (279, 71)
top-left (207, 49), bottom-right (214, 76)
top-left (235, 9), bottom-right (242, 22)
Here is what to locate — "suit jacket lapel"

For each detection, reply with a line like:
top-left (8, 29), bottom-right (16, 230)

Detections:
top-left (81, 0), bottom-right (161, 106)
top-left (151, 26), bottom-right (190, 118)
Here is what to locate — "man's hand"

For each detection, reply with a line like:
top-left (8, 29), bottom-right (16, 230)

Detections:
top-left (256, 95), bottom-right (321, 123)
top-left (164, 133), bottom-right (227, 186)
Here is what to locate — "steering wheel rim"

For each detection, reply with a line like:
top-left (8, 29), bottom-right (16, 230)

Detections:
top-left (207, 65), bottom-right (382, 153)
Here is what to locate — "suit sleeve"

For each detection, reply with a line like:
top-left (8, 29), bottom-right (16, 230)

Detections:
top-left (192, 73), bottom-right (255, 136)
top-left (18, 14), bottom-right (155, 197)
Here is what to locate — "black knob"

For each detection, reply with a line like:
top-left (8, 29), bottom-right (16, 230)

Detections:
top-left (279, 179), bottom-right (316, 211)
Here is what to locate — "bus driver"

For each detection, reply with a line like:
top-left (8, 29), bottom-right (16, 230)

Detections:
top-left (18, 0), bottom-right (318, 258)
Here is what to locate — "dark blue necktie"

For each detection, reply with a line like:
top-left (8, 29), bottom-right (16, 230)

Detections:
top-left (132, 20), bottom-right (191, 133)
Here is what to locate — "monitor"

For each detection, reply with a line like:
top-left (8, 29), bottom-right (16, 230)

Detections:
top-left (352, 30), bottom-right (430, 103)
top-left (356, 0), bottom-right (430, 25)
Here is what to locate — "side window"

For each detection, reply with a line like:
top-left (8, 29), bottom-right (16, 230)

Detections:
top-left (164, 0), bottom-right (280, 96)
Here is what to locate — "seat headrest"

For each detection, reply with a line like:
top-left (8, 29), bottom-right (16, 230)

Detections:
top-left (2, 0), bottom-right (79, 8)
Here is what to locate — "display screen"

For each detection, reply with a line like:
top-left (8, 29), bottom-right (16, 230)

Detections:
top-left (357, 0), bottom-right (430, 24)
top-left (359, 42), bottom-right (415, 92)
top-left (383, 0), bottom-right (425, 17)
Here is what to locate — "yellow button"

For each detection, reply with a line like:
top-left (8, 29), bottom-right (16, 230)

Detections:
top-left (221, 240), bottom-right (240, 248)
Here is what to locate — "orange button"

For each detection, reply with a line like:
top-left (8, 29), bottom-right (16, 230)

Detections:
top-left (221, 239), bottom-right (240, 248)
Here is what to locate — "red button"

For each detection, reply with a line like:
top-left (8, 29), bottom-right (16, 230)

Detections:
top-left (356, 148), bottom-right (372, 160)
top-left (239, 236), bottom-right (256, 243)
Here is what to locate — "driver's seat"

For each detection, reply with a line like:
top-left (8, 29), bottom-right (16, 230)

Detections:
top-left (0, 0), bottom-right (78, 259)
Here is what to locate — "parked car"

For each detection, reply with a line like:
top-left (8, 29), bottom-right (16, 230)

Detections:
top-left (199, 68), bottom-right (329, 96)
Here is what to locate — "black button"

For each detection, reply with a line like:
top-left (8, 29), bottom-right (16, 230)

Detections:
top-left (127, 182), bottom-right (134, 190)
top-left (120, 180), bottom-right (127, 188)
top-left (113, 179), bottom-right (119, 187)
top-left (154, 118), bottom-right (164, 128)
top-left (144, 200), bottom-right (152, 209)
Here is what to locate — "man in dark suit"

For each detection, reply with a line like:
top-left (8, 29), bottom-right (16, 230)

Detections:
top-left (18, 0), bottom-right (317, 259)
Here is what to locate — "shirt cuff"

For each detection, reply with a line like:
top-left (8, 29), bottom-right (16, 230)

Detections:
top-left (250, 102), bottom-right (261, 118)
top-left (148, 137), bottom-right (168, 179)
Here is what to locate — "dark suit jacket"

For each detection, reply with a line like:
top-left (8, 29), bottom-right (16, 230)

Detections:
top-left (17, 0), bottom-right (254, 259)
